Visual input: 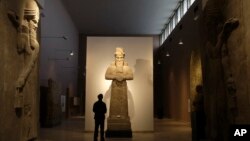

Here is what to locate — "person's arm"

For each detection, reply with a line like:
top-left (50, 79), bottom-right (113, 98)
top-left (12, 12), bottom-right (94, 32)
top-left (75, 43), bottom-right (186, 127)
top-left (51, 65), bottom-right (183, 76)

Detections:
top-left (93, 103), bottom-right (96, 113)
top-left (123, 66), bottom-right (133, 80)
top-left (104, 103), bottom-right (107, 114)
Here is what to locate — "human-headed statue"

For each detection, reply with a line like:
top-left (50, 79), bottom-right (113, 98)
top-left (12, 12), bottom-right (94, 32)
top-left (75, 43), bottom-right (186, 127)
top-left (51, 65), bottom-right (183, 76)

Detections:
top-left (105, 47), bottom-right (133, 137)
top-left (105, 47), bottom-right (133, 82)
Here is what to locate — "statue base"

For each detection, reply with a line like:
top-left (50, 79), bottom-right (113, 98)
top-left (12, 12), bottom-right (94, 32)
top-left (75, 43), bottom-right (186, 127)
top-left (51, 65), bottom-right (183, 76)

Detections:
top-left (105, 129), bottom-right (132, 138)
top-left (105, 117), bottom-right (132, 138)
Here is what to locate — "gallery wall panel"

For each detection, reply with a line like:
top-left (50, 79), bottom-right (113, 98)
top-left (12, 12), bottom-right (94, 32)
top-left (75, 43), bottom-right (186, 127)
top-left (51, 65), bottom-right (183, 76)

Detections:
top-left (85, 37), bottom-right (154, 131)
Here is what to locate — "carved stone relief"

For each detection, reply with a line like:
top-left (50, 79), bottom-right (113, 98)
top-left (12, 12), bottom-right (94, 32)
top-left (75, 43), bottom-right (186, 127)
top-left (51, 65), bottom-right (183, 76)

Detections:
top-left (208, 18), bottom-right (239, 122)
top-left (205, 15), bottom-right (239, 140)
top-left (7, 0), bottom-right (40, 140)
top-left (8, 0), bottom-right (40, 109)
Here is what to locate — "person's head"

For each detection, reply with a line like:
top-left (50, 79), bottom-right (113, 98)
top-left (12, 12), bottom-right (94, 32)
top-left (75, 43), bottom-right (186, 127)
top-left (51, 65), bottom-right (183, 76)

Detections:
top-left (98, 94), bottom-right (103, 101)
top-left (114, 47), bottom-right (125, 65)
top-left (196, 85), bottom-right (203, 94)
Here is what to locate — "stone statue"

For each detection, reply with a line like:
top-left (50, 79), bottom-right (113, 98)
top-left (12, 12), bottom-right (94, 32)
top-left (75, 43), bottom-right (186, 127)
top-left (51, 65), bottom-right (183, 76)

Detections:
top-left (205, 18), bottom-right (239, 141)
top-left (8, 0), bottom-right (40, 109)
top-left (226, 74), bottom-right (238, 122)
top-left (7, 1), bottom-right (40, 140)
top-left (105, 47), bottom-right (133, 137)
top-left (209, 18), bottom-right (239, 59)
top-left (211, 18), bottom-right (239, 123)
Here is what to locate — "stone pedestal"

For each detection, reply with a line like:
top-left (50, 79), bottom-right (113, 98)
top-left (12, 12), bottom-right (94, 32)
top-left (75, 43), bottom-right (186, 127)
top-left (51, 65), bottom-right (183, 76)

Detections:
top-left (106, 117), bottom-right (132, 137)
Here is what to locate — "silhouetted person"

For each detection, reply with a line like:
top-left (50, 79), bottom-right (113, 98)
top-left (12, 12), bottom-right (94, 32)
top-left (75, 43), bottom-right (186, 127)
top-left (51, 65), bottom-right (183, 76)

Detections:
top-left (192, 85), bottom-right (206, 141)
top-left (93, 94), bottom-right (107, 141)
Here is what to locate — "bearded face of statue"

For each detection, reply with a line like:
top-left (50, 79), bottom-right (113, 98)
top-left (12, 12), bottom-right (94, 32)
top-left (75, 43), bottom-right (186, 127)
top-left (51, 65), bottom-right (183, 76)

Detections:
top-left (115, 53), bottom-right (124, 67)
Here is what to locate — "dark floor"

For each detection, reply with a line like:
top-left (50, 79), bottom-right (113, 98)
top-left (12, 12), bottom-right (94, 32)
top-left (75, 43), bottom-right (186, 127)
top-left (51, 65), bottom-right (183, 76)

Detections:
top-left (38, 116), bottom-right (192, 141)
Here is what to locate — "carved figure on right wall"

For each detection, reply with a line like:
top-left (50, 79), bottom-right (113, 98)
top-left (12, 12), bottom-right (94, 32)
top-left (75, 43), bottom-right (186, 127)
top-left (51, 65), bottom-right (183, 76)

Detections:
top-left (226, 74), bottom-right (238, 122)
top-left (209, 18), bottom-right (239, 123)
top-left (206, 18), bottom-right (239, 141)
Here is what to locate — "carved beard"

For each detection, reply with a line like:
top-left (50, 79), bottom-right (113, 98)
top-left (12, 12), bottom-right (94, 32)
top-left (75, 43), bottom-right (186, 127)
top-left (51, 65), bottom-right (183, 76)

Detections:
top-left (116, 60), bottom-right (123, 66)
top-left (117, 66), bottom-right (123, 73)
top-left (116, 61), bottom-right (124, 73)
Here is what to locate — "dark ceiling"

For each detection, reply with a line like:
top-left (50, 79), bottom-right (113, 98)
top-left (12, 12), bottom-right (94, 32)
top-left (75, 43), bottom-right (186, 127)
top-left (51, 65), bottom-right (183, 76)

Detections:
top-left (61, 0), bottom-right (180, 35)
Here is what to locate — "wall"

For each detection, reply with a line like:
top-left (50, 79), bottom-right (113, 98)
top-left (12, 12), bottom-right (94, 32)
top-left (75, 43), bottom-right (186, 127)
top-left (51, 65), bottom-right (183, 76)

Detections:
top-left (85, 37), bottom-right (154, 132)
top-left (156, 0), bottom-right (202, 122)
top-left (243, 0), bottom-right (250, 122)
top-left (39, 0), bottom-right (78, 98)
top-left (0, 1), bottom-right (3, 139)
top-left (78, 35), bottom-right (87, 116)
top-left (224, 0), bottom-right (250, 124)
top-left (201, 0), bottom-right (250, 140)
top-left (0, 0), bottom-right (39, 141)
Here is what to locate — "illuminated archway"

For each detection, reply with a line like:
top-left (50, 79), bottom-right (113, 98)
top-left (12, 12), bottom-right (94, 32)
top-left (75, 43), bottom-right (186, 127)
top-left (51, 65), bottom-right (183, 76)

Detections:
top-left (189, 51), bottom-right (203, 111)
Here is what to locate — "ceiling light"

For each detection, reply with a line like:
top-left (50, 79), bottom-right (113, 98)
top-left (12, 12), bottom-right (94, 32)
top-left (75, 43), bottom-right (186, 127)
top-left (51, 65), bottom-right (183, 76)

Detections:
top-left (178, 39), bottom-right (183, 45)
top-left (194, 15), bottom-right (199, 21)
top-left (157, 60), bottom-right (161, 65)
top-left (62, 36), bottom-right (68, 40)
top-left (166, 52), bottom-right (170, 57)
top-left (193, 5), bottom-right (199, 21)
top-left (41, 35), bottom-right (68, 40)
top-left (70, 51), bottom-right (74, 56)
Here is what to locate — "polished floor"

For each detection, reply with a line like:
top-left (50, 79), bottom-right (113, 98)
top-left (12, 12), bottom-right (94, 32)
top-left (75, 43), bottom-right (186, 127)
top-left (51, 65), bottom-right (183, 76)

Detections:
top-left (38, 117), bottom-right (192, 141)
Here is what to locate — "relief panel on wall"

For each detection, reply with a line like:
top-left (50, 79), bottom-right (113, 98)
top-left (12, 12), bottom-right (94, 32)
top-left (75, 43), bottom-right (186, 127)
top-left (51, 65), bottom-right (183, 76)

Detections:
top-left (7, 0), bottom-right (40, 140)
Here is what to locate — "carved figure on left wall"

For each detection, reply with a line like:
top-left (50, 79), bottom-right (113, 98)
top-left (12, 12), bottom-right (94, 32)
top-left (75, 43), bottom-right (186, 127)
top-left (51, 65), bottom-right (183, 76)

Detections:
top-left (8, 1), bottom-right (40, 140)
top-left (8, 0), bottom-right (40, 109)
